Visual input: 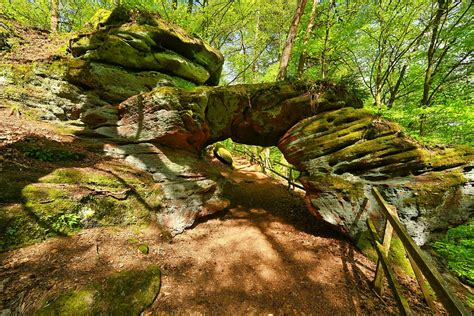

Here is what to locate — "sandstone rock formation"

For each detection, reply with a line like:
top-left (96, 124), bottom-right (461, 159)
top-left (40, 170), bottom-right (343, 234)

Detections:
top-left (1, 9), bottom-right (472, 246)
top-left (68, 8), bottom-right (223, 87)
top-left (278, 108), bottom-right (474, 244)
top-left (111, 81), bottom-right (360, 152)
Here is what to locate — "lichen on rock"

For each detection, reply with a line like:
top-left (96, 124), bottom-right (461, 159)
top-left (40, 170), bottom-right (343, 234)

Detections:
top-left (279, 107), bottom-right (474, 244)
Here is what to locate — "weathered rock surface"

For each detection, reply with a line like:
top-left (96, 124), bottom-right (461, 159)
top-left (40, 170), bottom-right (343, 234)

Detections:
top-left (103, 143), bottom-right (230, 234)
top-left (278, 108), bottom-right (474, 244)
top-left (113, 81), bottom-right (361, 152)
top-left (66, 59), bottom-right (195, 103)
top-left (69, 8), bottom-right (224, 86)
top-left (0, 62), bottom-right (98, 121)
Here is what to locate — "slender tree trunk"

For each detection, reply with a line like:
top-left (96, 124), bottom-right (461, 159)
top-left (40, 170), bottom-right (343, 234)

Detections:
top-left (297, 0), bottom-right (318, 77)
top-left (387, 64), bottom-right (407, 109)
top-left (252, 10), bottom-right (260, 83)
top-left (187, 0), bottom-right (193, 13)
top-left (50, 0), bottom-right (59, 32)
top-left (172, 0), bottom-right (178, 10)
top-left (277, 0), bottom-right (308, 81)
top-left (374, 51), bottom-right (384, 109)
top-left (321, 0), bottom-right (334, 80)
top-left (420, 0), bottom-right (448, 136)
top-left (240, 30), bottom-right (247, 83)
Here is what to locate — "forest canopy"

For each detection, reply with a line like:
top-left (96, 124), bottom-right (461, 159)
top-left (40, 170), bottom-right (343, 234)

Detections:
top-left (1, 0), bottom-right (472, 145)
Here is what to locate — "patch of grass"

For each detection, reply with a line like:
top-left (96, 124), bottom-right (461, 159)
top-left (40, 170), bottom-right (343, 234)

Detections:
top-left (432, 220), bottom-right (474, 286)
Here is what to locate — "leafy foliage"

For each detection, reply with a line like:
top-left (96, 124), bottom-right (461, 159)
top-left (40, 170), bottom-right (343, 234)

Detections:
top-left (51, 213), bottom-right (82, 232)
top-left (432, 220), bottom-right (474, 286)
top-left (20, 145), bottom-right (85, 162)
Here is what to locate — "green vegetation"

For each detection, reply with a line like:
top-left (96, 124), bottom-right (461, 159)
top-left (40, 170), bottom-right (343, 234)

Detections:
top-left (38, 265), bottom-right (161, 315)
top-left (19, 145), bottom-right (85, 162)
top-left (0, 165), bottom-right (162, 251)
top-left (432, 220), bottom-right (474, 286)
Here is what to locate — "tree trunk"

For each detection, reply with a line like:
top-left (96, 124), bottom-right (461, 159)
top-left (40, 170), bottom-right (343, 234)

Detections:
top-left (187, 0), bottom-right (193, 13)
top-left (321, 0), bottom-right (334, 80)
top-left (276, 0), bottom-right (308, 81)
top-left (252, 10), bottom-right (260, 83)
top-left (420, 0), bottom-right (448, 136)
top-left (50, 0), bottom-right (59, 32)
top-left (387, 64), bottom-right (407, 109)
top-left (172, 0), bottom-right (178, 10)
top-left (297, 0), bottom-right (318, 77)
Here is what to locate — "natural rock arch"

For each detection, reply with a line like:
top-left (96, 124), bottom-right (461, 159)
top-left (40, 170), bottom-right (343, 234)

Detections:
top-left (105, 82), bottom-right (473, 244)
top-left (64, 8), bottom-right (474, 243)
top-left (2, 8), bottom-right (472, 245)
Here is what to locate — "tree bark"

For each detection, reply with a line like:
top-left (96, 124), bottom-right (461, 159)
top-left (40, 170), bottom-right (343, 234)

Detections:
top-left (50, 0), bottom-right (59, 32)
top-left (420, 0), bottom-right (448, 136)
top-left (321, 0), bottom-right (334, 80)
top-left (297, 0), bottom-right (318, 77)
top-left (252, 10), bottom-right (260, 83)
top-left (387, 64), bottom-right (407, 109)
top-left (276, 0), bottom-right (308, 81)
top-left (421, 0), bottom-right (447, 107)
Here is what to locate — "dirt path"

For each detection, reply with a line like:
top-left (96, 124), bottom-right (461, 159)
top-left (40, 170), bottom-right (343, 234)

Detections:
top-left (1, 155), bottom-right (431, 315)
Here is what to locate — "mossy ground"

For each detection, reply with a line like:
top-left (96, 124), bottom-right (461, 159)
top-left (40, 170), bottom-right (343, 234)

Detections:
top-left (0, 163), bottom-right (163, 251)
top-left (38, 265), bottom-right (161, 315)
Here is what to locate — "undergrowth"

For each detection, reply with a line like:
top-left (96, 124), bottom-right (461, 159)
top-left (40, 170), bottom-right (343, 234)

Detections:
top-left (432, 220), bottom-right (474, 286)
top-left (19, 145), bottom-right (85, 162)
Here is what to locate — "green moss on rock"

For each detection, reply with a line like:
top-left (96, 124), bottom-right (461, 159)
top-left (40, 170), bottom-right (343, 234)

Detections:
top-left (0, 204), bottom-right (48, 251)
top-left (38, 265), bottom-right (161, 315)
top-left (356, 230), bottom-right (414, 278)
top-left (1, 165), bottom-right (162, 251)
top-left (404, 169), bottom-right (467, 210)
top-left (66, 60), bottom-right (195, 103)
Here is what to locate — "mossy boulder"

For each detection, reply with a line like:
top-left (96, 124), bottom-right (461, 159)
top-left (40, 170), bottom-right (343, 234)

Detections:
top-left (279, 107), bottom-right (474, 243)
top-left (66, 59), bottom-right (195, 103)
top-left (37, 265), bottom-right (161, 315)
top-left (69, 8), bottom-right (224, 85)
top-left (103, 143), bottom-right (230, 235)
top-left (213, 144), bottom-right (235, 169)
top-left (0, 62), bottom-right (89, 120)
